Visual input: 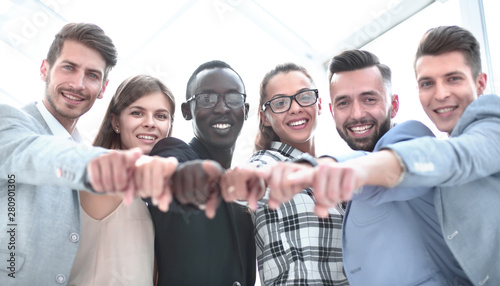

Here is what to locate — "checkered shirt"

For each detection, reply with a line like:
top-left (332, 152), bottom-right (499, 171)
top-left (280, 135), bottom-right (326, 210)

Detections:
top-left (249, 142), bottom-right (349, 286)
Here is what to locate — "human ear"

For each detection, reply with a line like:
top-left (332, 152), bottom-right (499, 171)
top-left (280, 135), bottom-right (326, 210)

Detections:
top-left (97, 79), bottom-right (109, 99)
top-left (260, 110), bottom-right (271, 127)
top-left (390, 94), bottom-right (399, 118)
top-left (40, 60), bottom-right (49, 82)
top-left (181, 102), bottom-right (192, 120)
top-left (244, 103), bottom-right (250, 120)
top-left (475, 73), bottom-right (487, 96)
top-left (110, 113), bottom-right (120, 133)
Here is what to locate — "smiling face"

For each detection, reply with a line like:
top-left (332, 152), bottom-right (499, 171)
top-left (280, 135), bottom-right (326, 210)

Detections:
top-left (416, 51), bottom-right (486, 134)
top-left (330, 66), bottom-right (398, 151)
top-left (260, 71), bottom-right (320, 152)
top-left (183, 67), bottom-right (248, 150)
top-left (112, 92), bottom-right (173, 155)
top-left (41, 40), bottom-right (108, 130)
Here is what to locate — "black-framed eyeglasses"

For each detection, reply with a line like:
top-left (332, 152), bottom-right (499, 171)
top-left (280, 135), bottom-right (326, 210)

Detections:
top-left (262, 89), bottom-right (318, 113)
top-left (187, 92), bottom-right (246, 109)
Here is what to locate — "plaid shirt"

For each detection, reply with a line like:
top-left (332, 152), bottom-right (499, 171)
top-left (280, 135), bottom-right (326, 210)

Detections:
top-left (250, 142), bottom-right (349, 286)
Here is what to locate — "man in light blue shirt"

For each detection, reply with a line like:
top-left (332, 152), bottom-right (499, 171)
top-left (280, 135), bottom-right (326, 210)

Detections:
top-left (289, 26), bottom-right (497, 286)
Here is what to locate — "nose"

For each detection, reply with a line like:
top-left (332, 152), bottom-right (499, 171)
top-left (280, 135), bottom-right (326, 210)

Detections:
top-left (143, 114), bottom-right (156, 128)
top-left (213, 96), bottom-right (230, 114)
top-left (433, 81), bottom-right (450, 101)
top-left (288, 98), bottom-right (302, 114)
top-left (69, 70), bottom-right (85, 90)
top-left (351, 100), bottom-right (366, 119)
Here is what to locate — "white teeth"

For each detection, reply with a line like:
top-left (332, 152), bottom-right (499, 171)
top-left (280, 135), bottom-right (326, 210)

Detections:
top-left (64, 93), bottom-right (83, 101)
top-left (138, 135), bottom-right (156, 140)
top-left (212, 123), bottom-right (231, 129)
top-left (436, 107), bottom-right (456, 114)
top-left (289, 120), bottom-right (307, 126)
top-left (350, 125), bottom-right (372, 134)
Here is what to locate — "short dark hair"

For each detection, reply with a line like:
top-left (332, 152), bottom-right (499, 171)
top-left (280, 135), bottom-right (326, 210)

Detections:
top-left (415, 25), bottom-right (482, 78)
top-left (255, 62), bottom-right (315, 151)
top-left (46, 23), bottom-right (117, 82)
top-left (185, 60), bottom-right (245, 100)
top-left (328, 50), bottom-right (392, 93)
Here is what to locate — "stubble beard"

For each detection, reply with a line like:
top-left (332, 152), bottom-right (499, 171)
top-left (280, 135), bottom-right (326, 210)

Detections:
top-left (337, 115), bottom-right (392, 152)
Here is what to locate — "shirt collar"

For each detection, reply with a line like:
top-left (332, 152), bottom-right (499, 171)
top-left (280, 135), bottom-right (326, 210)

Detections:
top-left (36, 101), bottom-right (82, 143)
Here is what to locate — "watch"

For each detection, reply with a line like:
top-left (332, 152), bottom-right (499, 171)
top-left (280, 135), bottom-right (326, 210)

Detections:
top-left (291, 153), bottom-right (318, 167)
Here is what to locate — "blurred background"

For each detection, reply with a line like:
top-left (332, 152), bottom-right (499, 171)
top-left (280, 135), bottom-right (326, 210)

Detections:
top-left (1, 0), bottom-right (498, 166)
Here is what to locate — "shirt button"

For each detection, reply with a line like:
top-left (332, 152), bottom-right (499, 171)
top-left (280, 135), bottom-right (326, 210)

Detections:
top-left (233, 282), bottom-right (241, 286)
top-left (56, 274), bottom-right (66, 284)
top-left (69, 232), bottom-right (80, 243)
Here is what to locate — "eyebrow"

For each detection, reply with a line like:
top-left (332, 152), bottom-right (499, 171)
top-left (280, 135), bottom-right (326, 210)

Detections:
top-left (60, 60), bottom-right (103, 77)
top-left (272, 87), bottom-right (312, 98)
top-left (129, 106), bottom-right (170, 113)
top-left (196, 88), bottom-right (243, 95)
top-left (417, 70), bottom-right (465, 82)
top-left (333, 91), bottom-right (379, 103)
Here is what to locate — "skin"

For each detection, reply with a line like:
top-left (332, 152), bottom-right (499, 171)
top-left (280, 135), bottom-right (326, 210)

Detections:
top-left (140, 67), bottom-right (249, 218)
top-left (112, 92), bottom-right (173, 154)
top-left (264, 51), bottom-right (490, 216)
top-left (226, 66), bottom-right (402, 215)
top-left (416, 51), bottom-right (487, 134)
top-left (260, 71), bottom-right (321, 155)
top-left (181, 67), bottom-right (249, 168)
top-left (82, 92), bottom-right (174, 220)
top-left (221, 70), bottom-right (321, 210)
top-left (40, 40), bottom-right (108, 133)
top-left (37, 39), bottom-right (144, 200)
top-left (330, 66), bottom-right (399, 151)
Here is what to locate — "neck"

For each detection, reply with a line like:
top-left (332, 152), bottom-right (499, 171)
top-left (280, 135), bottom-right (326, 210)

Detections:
top-left (289, 137), bottom-right (316, 156)
top-left (207, 145), bottom-right (234, 169)
top-left (60, 118), bottom-right (78, 134)
top-left (42, 99), bottom-right (78, 134)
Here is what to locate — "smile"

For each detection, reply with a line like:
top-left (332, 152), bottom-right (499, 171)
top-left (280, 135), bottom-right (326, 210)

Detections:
top-left (137, 135), bottom-right (157, 140)
top-left (288, 119), bottom-right (307, 127)
top-left (62, 92), bottom-right (84, 101)
top-left (349, 124), bottom-right (373, 134)
top-left (212, 123), bottom-right (231, 129)
top-left (435, 106), bottom-right (457, 114)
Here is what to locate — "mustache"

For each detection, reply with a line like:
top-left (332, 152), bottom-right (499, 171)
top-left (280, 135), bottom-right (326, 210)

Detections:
top-left (343, 119), bottom-right (376, 128)
top-left (59, 87), bottom-right (88, 99)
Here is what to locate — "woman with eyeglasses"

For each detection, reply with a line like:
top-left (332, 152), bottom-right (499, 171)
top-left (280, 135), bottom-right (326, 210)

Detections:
top-left (234, 63), bottom-right (348, 285)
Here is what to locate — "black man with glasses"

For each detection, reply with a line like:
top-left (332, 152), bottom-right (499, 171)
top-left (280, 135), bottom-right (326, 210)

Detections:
top-left (145, 60), bottom-right (256, 286)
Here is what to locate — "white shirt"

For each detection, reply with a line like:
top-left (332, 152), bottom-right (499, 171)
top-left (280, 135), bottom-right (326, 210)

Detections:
top-left (36, 100), bottom-right (82, 143)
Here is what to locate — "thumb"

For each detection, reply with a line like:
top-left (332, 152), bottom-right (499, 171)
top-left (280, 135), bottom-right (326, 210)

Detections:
top-left (205, 194), bottom-right (220, 219)
top-left (202, 160), bottom-right (225, 180)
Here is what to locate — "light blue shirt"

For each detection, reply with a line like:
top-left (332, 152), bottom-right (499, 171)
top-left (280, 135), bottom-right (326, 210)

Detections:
top-left (339, 120), bottom-right (470, 286)
top-left (386, 94), bottom-right (500, 286)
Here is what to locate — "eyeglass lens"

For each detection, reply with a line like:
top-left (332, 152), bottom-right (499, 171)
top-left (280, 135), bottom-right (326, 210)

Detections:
top-left (268, 90), bottom-right (317, 113)
top-left (196, 93), bottom-right (245, 108)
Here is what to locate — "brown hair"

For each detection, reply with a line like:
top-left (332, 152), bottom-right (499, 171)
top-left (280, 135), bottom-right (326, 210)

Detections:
top-left (415, 25), bottom-right (482, 78)
top-left (46, 23), bottom-right (118, 82)
top-left (328, 49), bottom-right (392, 95)
top-left (93, 75), bottom-right (176, 150)
top-left (255, 63), bottom-right (315, 151)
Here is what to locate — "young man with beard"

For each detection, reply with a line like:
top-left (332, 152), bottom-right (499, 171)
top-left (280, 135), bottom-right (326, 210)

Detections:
top-left (223, 50), bottom-right (471, 285)
top-left (301, 26), bottom-right (498, 285)
top-left (0, 23), bottom-right (153, 285)
top-left (144, 60), bottom-right (256, 286)
top-left (324, 49), bottom-right (470, 285)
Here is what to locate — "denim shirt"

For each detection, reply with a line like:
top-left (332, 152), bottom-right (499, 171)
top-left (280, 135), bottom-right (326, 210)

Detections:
top-left (340, 120), bottom-right (470, 286)
top-left (385, 94), bottom-right (500, 286)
